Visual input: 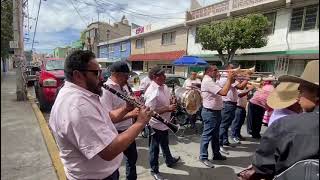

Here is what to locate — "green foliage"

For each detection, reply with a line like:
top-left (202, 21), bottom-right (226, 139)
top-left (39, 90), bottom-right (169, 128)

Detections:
top-left (1, 1), bottom-right (14, 59)
top-left (80, 31), bottom-right (86, 50)
top-left (197, 14), bottom-right (269, 65)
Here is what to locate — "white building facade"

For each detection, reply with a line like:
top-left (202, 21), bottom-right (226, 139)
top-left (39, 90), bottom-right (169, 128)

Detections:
top-left (186, 0), bottom-right (319, 76)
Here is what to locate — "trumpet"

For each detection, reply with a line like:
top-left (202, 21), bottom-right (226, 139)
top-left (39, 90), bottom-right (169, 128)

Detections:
top-left (218, 66), bottom-right (256, 80)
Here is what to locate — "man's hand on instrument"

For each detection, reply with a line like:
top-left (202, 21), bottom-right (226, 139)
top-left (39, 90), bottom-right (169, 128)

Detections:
top-left (128, 107), bottom-right (140, 118)
top-left (168, 104), bottom-right (177, 112)
top-left (227, 71), bottom-right (236, 82)
top-left (136, 106), bottom-right (152, 124)
top-left (125, 101), bottom-right (135, 112)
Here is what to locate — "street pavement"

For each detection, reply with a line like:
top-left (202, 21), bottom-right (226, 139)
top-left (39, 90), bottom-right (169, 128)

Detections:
top-left (28, 82), bottom-right (266, 180)
top-left (1, 71), bottom-right (57, 180)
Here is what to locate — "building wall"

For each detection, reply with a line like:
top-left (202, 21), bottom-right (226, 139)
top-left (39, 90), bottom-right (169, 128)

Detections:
top-left (187, 6), bottom-right (319, 57)
top-left (53, 48), bottom-right (68, 58)
top-left (98, 40), bottom-right (131, 59)
top-left (131, 27), bottom-right (188, 55)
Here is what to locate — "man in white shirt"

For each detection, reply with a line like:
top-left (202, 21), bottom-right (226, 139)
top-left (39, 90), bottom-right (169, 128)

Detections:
top-left (183, 71), bottom-right (201, 90)
top-left (217, 63), bottom-right (248, 154)
top-left (49, 50), bottom-right (152, 180)
top-left (199, 65), bottom-right (235, 168)
top-left (144, 66), bottom-right (180, 180)
top-left (100, 61), bottom-right (141, 180)
top-left (140, 75), bottom-right (152, 93)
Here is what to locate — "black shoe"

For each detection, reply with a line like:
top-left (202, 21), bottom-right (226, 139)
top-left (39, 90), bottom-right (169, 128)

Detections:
top-left (238, 135), bottom-right (246, 141)
top-left (167, 156), bottom-right (180, 168)
top-left (200, 159), bottom-right (215, 168)
top-left (151, 172), bottom-right (167, 180)
top-left (252, 134), bottom-right (261, 139)
top-left (212, 154), bottom-right (227, 161)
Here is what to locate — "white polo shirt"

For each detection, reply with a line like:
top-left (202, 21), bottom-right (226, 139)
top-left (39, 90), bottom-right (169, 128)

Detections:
top-left (201, 75), bottom-right (223, 110)
top-left (144, 81), bottom-right (171, 131)
top-left (217, 73), bottom-right (239, 102)
top-left (183, 78), bottom-right (201, 90)
top-left (49, 81), bottom-right (123, 180)
top-left (100, 78), bottom-right (133, 131)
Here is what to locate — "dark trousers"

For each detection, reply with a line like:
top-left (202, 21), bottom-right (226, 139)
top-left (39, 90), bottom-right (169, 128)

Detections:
top-left (199, 108), bottom-right (221, 160)
top-left (231, 106), bottom-right (246, 138)
top-left (149, 129), bottom-right (174, 174)
top-left (118, 130), bottom-right (138, 180)
top-left (246, 102), bottom-right (265, 137)
top-left (219, 102), bottom-right (237, 145)
top-left (102, 170), bottom-right (120, 180)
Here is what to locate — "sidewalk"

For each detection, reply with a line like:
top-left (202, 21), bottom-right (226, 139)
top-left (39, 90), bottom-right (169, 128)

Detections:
top-left (1, 71), bottom-right (57, 180)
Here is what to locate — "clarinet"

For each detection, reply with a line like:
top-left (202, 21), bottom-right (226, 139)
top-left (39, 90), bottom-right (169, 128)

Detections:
top-left (102, 84), bottom-right (180, 134)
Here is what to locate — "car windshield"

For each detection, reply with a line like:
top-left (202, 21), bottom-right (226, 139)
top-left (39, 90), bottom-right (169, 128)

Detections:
top-left (46, 60), bottom-right (65, 71)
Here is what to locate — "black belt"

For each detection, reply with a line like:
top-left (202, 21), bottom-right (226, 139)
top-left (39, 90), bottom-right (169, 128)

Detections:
top-left (203, 107), bottom-right (221, 112)
top-left (224, 101), bottom-right (237, 105)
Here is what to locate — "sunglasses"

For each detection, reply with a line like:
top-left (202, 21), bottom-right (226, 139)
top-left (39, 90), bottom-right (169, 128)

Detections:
top-left (79, 69), bottom-right (102, 77)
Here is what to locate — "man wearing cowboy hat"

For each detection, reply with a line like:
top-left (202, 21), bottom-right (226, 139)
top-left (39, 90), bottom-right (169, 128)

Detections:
top-left (266, 82), bottom-right (302, 126)
top-left (238, 60), bottom-right (319, 180)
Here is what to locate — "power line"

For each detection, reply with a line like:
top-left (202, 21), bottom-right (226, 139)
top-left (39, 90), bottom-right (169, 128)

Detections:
top-left (31, 0), bottom-right (41, 50)
top-left (68, 0), bottom-right (88, 26)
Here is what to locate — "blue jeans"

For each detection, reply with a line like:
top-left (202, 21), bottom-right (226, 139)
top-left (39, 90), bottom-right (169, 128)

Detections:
top-left (119, 131), bottom-right (137, 180)
top-left (231, 106), bottom-right (246, 138)
top-left (149, 129), bottom-right (174, 174)
top-left (199, 108), bottom-right (222, 160)
top-left (219, 102), bottom-right (237, 145)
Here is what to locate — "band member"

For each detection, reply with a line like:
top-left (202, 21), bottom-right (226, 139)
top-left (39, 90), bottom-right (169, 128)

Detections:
top-left (140, 74), bottom-right (152, 94)
top-left (230, 85), bottom-right (254, 144)
top-left (144, 66), bottom-right (180, 180)
top-left (199, 65), bottom-right (235, 168)
top-left (100, 61), bottom-right (140, 180)
top-left (217, 63), bottom-right (248, 154)
top-left (49, 50), bottom-right (152, 180)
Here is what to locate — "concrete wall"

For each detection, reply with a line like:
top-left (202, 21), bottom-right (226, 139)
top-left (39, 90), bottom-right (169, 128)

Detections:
top-left (187, 6), bottom-right (319, 57)
top-left (131, 27), bottom-right (188, 55)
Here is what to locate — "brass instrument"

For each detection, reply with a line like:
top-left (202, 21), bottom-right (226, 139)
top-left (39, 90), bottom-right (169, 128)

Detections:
top-left (219, 66), bottom-right (256, 80)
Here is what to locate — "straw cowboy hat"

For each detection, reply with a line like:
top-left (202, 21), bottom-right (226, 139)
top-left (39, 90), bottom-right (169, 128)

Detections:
top-left (278, 60), bottom-right (319, 87)
top-left (267, 82), bottom-right (300, 109)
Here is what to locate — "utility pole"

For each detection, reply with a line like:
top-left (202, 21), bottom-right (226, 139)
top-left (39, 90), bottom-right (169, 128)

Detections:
top-left (13, 0), bottom-right (27, 101)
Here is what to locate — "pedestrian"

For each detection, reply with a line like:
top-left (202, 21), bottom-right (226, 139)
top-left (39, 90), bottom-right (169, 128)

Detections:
top-left (246, 77), bottom-right (275, 139)
top-left (100, 61), bottom-right (141, 180)
top-left (199, 65), bottom-right (235, 168)
top-left (217, 63), bottom-right (248, 154)
top-left (144, 66), bottom-right (180, 180)
top-left (49, 50), bottom-right (152, 180)
top-left (238, 60), bottom-right (319, 180)
top-left (267, 82), bottom-right (302, 126)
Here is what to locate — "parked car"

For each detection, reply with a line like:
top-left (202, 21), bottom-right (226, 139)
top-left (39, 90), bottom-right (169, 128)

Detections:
top-left (34, 58), bottom-right (65, 111)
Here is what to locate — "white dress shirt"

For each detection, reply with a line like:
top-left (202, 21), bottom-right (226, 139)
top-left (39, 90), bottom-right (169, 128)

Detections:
top-left (100, 78), bottom-right (133, 131)
top-left (183, 78), bottom-right (201, 89)
top-left (217, 73), bottom-right (239, 102)
top-left (139, 76), bottom-right (151, 92)
top-left (144, 81), bottom-right (171, 131)
top-left (236, 89), bottom-right (248, 108)
top-left (201, 75), bottom-right (223, 110)
top-left (49, 81), bottom-right (123, 180)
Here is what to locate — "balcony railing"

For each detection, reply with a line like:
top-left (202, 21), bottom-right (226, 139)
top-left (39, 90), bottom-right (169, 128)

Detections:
top-left (187, 0), bottom-right (281, 21)
top-left (189, 0), bottom-right (230, 20)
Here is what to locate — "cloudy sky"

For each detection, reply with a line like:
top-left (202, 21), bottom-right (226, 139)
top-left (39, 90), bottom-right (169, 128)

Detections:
top-left (25, 0), bottom-right (219, 54)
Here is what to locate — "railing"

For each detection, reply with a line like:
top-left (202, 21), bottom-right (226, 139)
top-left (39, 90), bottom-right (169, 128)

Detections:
top-left (189, 0), bottom-right (230, 20)
top-left (232, 0), bottom-right (271, 10)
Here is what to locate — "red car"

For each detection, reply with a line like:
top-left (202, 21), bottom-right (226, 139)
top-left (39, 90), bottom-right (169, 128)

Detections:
top-left (34, 58), bottom-right (65, 111)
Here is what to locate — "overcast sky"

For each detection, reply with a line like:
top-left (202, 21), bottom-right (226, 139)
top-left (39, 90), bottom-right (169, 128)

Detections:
top-left (25, 0), bottom-right (220, 54)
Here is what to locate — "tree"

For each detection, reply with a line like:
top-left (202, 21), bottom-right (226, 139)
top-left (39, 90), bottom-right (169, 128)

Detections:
top-left (197, 14), bottom-right (269, 65)
top-left (1, 1), bottom-right (13, 60)
top-left (80, 31), bottom-right (86, 50)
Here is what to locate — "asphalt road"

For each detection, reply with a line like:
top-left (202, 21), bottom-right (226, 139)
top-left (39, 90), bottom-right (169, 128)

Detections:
top-left (27, 85), bottom-right (266, 180)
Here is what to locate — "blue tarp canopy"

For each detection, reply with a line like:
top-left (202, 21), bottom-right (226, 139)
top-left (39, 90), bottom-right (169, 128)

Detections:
top-left (173, 56), bottom-right (208, 66)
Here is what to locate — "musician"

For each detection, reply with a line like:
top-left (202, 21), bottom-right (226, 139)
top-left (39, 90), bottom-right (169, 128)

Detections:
top-left (217, 63), bottom-right (248, 154)
top-left (199, 65), bottom-right (235, 168)
top-left (144, 66), bottom-right (180, 180)
top-left (49, 50), bottom-right (152, 180)
top-left (182, 71), bottom-right (202, 128)
top-left (100, 61), bottom-right (140, 180)
top-left (139, 74), bottom-right (152, 94)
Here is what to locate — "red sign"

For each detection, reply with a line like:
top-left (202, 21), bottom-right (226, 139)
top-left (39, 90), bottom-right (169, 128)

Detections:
top-left (136, 26), bottom-right (144, 34)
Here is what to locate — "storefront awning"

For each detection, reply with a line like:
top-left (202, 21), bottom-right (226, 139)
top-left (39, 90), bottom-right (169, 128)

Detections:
top-left (128, 50), bottom-right (186, 61)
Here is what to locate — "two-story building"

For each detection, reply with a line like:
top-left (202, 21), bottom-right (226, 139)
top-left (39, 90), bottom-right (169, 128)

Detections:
top-left (186, 0), bottom-right (319, 76)
top-left (128, 23), bottom-right (188, 75)
top-left (53, 47), bottom-right (69, 58)
top-left (84, 16), bottom-right (131, 56)
top-left (97, 36), bottom-right (131, 67)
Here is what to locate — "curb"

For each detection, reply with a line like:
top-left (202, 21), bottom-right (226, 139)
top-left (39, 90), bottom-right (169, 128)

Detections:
top-left (27, 93), bottom-right (66, 180)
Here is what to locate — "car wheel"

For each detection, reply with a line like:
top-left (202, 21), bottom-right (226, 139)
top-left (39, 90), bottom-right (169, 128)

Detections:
top-left (38, 86), bottom-right (51, 112)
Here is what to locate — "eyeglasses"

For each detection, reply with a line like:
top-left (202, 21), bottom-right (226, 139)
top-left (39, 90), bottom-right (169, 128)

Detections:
top-left (78, 69), bottom-right (102, 77)
top-left (212, 69), bottom-right (218, 72)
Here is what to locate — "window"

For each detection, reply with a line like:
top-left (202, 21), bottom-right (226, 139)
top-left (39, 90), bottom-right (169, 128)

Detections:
top-left (120, 42), bottom-right (126, 51)
top-left (290, 5), bottom-right (319, 31)
top-left (136, 39), bottom-right (144, 49)
top-left (161, 32), bottom-right (176, 45)
top-left (108, 44), bottom-right (114, 53)
top-left (264, 12), bottom-right (277, 34)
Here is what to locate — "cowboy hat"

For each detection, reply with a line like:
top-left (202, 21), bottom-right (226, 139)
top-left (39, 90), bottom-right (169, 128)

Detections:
top-left (278, 60), bottom-right (319, 87)
top-left (267, 82), bottom-right (300, 109)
